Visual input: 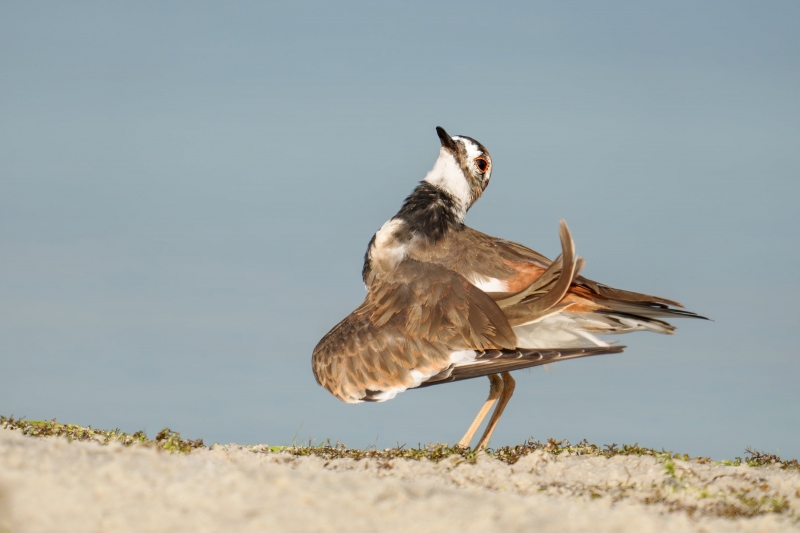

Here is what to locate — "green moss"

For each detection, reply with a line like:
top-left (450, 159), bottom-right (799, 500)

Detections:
top-left (3, 415), bottom-right (797, 471)
top-left (1, 416), bottom-right (202, 453)
top-left (663, 457), bottom-right (677, 477)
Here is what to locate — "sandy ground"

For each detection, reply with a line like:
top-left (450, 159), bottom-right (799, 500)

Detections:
top-left (1, 427), bottom-right (798, 533)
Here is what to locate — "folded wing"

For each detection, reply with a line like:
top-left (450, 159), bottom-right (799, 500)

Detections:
top-left (311, 260), bottom-right (517, 403)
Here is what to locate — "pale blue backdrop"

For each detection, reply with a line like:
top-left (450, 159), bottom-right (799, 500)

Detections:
top-left (2, 2), bottom-right (798, 459)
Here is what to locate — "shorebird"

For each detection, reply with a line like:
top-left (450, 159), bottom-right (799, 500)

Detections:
top-left (312, 127), bottom-right (702, 450)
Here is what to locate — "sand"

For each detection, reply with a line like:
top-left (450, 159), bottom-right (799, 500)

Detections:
top-left (1, 427), bottom-right (798, 532)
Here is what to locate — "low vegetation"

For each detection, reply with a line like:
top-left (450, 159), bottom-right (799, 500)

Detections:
top-left (0, 416), bottom-right (800, 470)
top-left (2, 415), bottom-right (796, 469)
top-left (3, 415), bottom-right (798, 522)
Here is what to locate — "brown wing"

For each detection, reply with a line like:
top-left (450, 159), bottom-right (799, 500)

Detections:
top-left (416, 220), bottom-right (696, 313)
top-left (311, 260), bottom-right (517, 403)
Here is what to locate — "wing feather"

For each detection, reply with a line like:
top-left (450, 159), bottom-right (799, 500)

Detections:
top-left (314, 219), bottom-right (703, 404)
top-left (312, 260), bottom-right (517, 403)
top-left (418, 346), bottom-right (626, 386)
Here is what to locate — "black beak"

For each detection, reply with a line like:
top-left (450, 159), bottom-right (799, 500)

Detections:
top-left (436, 126), bottom-right (457, 152)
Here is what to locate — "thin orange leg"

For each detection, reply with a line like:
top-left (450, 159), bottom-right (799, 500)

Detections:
top-left (475, 371), bottom-right (516, 450)
top-left (456, 374), bottom-right (503, 449)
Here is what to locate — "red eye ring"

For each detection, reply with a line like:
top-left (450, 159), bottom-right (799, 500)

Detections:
top-left (475, 157), bottom-right (489, 173)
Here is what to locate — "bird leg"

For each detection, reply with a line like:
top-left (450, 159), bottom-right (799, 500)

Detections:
top-left (456, 373), bottom-right (503, 449)
top-left (475, 371), bottom-right (516, 450)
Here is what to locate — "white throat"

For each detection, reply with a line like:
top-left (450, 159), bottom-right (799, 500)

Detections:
top-left (423, 148), bottom-right (470, 220)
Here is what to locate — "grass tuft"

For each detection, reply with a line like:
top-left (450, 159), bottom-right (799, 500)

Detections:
top-left (1, 416), bottom-right (203, 454)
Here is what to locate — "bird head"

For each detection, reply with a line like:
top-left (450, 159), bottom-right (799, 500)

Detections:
top-left (423, 126), bottom-right (492, 218)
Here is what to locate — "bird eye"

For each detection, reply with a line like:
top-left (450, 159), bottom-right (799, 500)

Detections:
top-left (475, 157), bottom-right (488, 173)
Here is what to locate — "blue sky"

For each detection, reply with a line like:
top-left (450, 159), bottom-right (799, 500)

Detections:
top-left (2, 1), bottom-right (798, 459)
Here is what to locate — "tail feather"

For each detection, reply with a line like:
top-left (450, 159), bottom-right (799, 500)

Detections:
top-left (572, 275), bottom-right (708, 330)
top-left (500, 220), bottom-right (584, 327)
top-left (597, 299), bottom-right (708, 321)
top-left (576, 277), bottom-right (685, 309)
top-left (591, 310), bottom-right (676, 335)
top-left (566, 301), bottom-right (707, 338)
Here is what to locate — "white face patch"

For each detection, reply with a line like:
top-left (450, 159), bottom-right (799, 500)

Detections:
top-left (452, 136), bottom-right (480, 159)
top-left (453, 136), bottom-right (492, 185)
top-left (423, 148), bottom-right (470, 219)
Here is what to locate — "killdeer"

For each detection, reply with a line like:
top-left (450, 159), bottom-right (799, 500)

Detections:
top-left (312, 127), bottom-right (703, 450)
